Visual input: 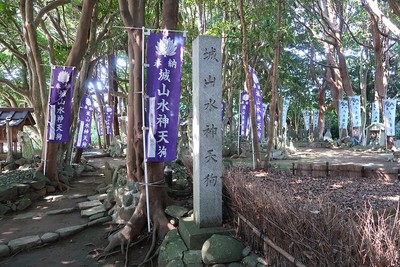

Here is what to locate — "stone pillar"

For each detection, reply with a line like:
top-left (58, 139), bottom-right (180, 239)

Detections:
top-left (192, 35), bottom-right (222, 228)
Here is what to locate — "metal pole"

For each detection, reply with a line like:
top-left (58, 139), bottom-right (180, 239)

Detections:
top-left (141, 27), bottom-right (151, 233)
top-left (250, 117), bottom-right (255, 169)
top-left (237, 95), bottom-right (241, 156)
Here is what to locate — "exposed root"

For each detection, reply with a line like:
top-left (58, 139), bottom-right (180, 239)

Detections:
top-left (58, 182), bottom-right (71, 192)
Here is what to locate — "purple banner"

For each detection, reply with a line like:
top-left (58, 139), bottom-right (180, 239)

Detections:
top-left (239, 91), bottom-right (250, 136)
top-left (145, 32), bottom-right (185, 162)
top-left (250, 67), bottom-right (263, 141)
top-left (104, 106), bottom-right (114, 136)
top-left (75, 95), bottom-right (93, 149)
top-left (94, 105), bottom-right (103, 136)
top-left (47, 66), bottom-right (74, 142)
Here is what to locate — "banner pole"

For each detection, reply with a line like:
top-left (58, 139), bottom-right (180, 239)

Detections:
top-left (141, 27), bottom-right (151, 233)
top-left (44, 66), bottom-right (56, 176)
top-left (237, 94), bottom-right (241, 156)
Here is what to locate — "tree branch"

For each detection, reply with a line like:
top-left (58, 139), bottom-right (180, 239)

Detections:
top-left (34, 0), bottom-right (71, 26)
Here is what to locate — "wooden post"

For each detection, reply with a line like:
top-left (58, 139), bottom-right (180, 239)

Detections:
top-left (6, 119), bottom-right (14, 163)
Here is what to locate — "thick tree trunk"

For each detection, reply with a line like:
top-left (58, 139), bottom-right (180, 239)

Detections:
top-left (239, 0), bottom-right (260, 168)
top-left (106, 0), bottom-right (178, 257)
top-left (265, 0), bottom-right (282, 170)
top-left (38, 0), bottom-right (97, 184)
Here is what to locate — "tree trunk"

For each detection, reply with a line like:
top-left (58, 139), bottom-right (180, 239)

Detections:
top-left (265, 0), bottom-right (282, 170)
top-left (105, 0), bottom-right (178, 257)
top-left (239, 0), bottom-right (260, 168)
top-left (38, 0), bottom-right (97, 185)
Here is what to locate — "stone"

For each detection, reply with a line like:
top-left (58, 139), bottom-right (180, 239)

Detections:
top-left (8, 235), bottom-right (42, 252)
top-left (33, 171), bottom-right (51, 184)
top-left (241, 253), bottom-right (259, 267)
top-left (30, 180), bottom-right (46, 190)
top-left (87, 194), bottom-right (108, 201)
top-left (14, 183), bottom-right (30, 195)
top-left (228, 263), bottom-right (244, 267)
top-left (16, 198), bottom-right (32, 211)
top-left (78, 200), bottom-right (102, 210)
top-left (103, 199), bottom-right (114, 210)
top-left (46, 208), bottom-right (76, 215)
top-left (118, 206), bottom-right (135, 221)
top-left (0, 244), bottom-right (10, 258)
top-left (88, 216), bottom-right (111, 227)
top-left (201, 234), bottom-right (245, 265)
top-left (103, 162), bottom-right (114, 184)
top-left (4, 163), bottom-right (18, 171)
top-left (165, 259), bottom-right (185, 267)
top-left (122, 192), bottom-right (133, 207)
top-left (0, 203), bottom-right (10, 216)
top-left (40, 232), bottom-right (59, 243)
top-left (242, 246), bottom-right (252, 257)
top-left (89, 212), bottom-right (106, 221)
top-left (165, 205), bottom-right (189, 219)
top-left (74, 164), bottom-right (86, 176)
top-left (192, 35), bottom-right (223, 228)
top-left (67, 193), bottom-right (87, 200)
top-left (183, 250), bottom-right (203, 267)
top-left (179, 215), bottom-right (233, 250)
top-left (81, 205), bottom-right (106, 217)
top-left (56, 224), bottom-right (86, 238)
top-left (17, 131), bottom-right (35, 159)
top-left (46, 185), bottom-right (56, 193)
top-left (0, 186), bottom-right (18, 202)
top-left (35, 187), bottom-right (47, 197)
top-left (158, 229), bottom-right (188, 267)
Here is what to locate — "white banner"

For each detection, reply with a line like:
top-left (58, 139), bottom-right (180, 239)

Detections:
top-left (282, 98), bottom-right (290, 129)
top-left (339, 100), bottom-right (348, 129)
top-left (302, 110), bottom-right (311, 131)
top-left (313, 109), bottom-right (319, 129)
top-left (383, 99), bottom-right (397, 136)
top-left (349, 96), bottom-right (361, 127)
top-left (371, 100), bottom-right (380, 123)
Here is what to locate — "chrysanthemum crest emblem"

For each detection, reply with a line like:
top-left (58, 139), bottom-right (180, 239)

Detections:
top-left (156, 37), bottom-right (177, 57)
top-left (58, 70), bottom-right (70, 83)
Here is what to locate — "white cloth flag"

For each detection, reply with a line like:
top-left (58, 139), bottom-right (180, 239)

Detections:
top-left (349, 96), bottom-right (361, 127)
top-left (282, 98), bottom-right (290, 129)
top-left (339, 100), bottom-right (348, 129)
top-left (313, 110), bottom-right (319, 129)
top-left (302, 110), bottom-right (311, 131)
top-left (371, 100), bottom-right (380, 123)
top-left (383, 99), bottom-right (397, 136)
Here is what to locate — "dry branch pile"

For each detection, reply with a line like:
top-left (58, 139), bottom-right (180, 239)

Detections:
top-left (223, 167), bottom-right (400, 266)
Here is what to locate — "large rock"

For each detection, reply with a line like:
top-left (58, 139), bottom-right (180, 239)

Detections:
top-left (201, 234), bottom-right (245, 265)
top-left (0, 203), bottom-right (11, 216)
top-left (16, 198), bottom-right (32, 211)
top-left (0, 186), bottom-right (18, 202)
top-left (8, 235), bottom-right (42, 252)
top-left (0, 244), bottom-right (10, 258)
top-left (183, 250), bottom-right (203, 267)
top-left (165, 205), bottom-right (189, 219)
top-left (158, 229), bottom-right (188, 267)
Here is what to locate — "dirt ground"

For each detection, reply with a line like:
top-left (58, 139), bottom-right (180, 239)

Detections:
top-left (0, 145), bottom-right (398, 266)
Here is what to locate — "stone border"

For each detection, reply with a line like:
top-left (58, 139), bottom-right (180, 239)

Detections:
top-left (292, 162), bottom-right (399, 181)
